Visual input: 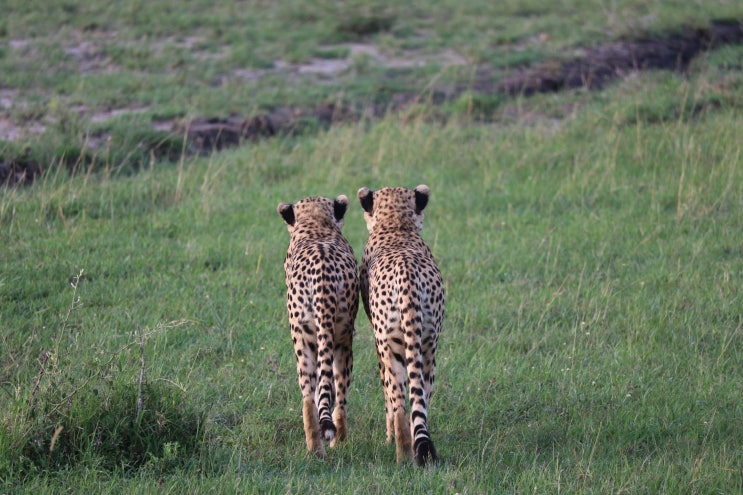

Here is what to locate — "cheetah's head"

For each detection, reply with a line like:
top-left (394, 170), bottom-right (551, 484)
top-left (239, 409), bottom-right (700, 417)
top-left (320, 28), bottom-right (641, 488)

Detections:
top-left (277, 195), bottom-right (350, 234)
top-left (357, 184), bottom-right (430, 233)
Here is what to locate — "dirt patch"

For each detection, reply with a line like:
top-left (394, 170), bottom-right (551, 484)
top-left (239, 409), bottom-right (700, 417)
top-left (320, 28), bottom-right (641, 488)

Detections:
top-left (497, 19), bottom-right (743, 95)
top-left (0, 90), bottom-right (15, 110)
top-left (0, 156), bottom-right (43, 186)
top-left (64, 40), bottom-right (117, 74)
top-left (232, 43), bottom-right (468, 81)
top-left (177, 102), bottom-right (365, 152)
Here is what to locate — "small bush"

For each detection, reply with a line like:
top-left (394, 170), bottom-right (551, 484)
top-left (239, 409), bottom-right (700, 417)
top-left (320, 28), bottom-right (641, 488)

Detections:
top-left (333, 4), bottom-right (396, 40)
top-left (18, 380), bottom-right (203, 474)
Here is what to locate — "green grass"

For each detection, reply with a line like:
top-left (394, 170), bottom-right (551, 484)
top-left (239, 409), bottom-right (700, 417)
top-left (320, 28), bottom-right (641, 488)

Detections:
top-left (3, 86), bottom-right (742, 492)
top-left (2, 1), bottom-right (743, 494)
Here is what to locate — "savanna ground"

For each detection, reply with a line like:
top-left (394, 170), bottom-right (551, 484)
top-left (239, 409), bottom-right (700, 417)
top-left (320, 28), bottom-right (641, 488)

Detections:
top-left (1, 1), bottom-right (743, 493)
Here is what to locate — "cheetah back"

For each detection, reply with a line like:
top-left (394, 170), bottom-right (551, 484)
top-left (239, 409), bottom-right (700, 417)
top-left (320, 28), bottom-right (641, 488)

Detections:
top-left (278, 195), bottom-right (359, 458)
top-left (357, 185), bottom-right (445, 466)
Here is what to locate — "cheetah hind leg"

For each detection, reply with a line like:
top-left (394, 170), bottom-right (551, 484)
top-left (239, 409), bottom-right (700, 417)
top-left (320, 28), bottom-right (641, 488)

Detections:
top-left (330, 408), bottom-right (346, 448)
top-left (385, 407), bottom-right (394, 444)
top-left (329, 370), bottom-right (347, 447)
top-left (394, 408), bottom-right (413, 464)
top-left (303, 398), bottom-right (327, 459)
top-left (330, 335), bottom-right (352, 447)
top-left (379, 361), bottom-right (394, 444)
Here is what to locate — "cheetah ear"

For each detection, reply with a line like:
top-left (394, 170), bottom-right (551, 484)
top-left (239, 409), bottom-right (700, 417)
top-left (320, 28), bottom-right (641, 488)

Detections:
top-left (357, 187), bottom-right (374, 213)
top-left (277, 202), bottom-right (295, 226)
top-left (333, 195), bottom-right (349, 221)
top-left (413, 184), bottom-right (430, 213)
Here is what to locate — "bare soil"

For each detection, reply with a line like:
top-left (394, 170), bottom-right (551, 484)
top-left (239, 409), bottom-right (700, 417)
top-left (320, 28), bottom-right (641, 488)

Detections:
top-left (497, 19), bottom-right (743, 95)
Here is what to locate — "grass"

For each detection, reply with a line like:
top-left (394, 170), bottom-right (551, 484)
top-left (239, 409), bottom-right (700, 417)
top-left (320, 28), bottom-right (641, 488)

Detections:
top-left (3, 86), bottom-right (742, 492)
top-left (2, 0), bottom-right (743, 168)
top-left (2, 1), bottom-right (743, 493)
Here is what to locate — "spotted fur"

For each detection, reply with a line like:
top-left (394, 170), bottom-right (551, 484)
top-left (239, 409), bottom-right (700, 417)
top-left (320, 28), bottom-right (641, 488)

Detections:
top-left (277, 195), bottom-right (359, 458)
top-left (357, 184), bottom-right (445, 466)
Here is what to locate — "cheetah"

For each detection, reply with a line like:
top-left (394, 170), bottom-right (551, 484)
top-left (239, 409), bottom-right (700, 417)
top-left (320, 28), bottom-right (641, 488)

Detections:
top-left (357, 184), bottom-right (445, 466)
top-left (277, 194), bottom-right (359, 458)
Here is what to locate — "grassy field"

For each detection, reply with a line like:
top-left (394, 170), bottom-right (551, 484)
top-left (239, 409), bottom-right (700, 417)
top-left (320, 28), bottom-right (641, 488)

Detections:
top-left (2, 0), bottom-right (743, 169)
top-left (2, 2), bottom-right (743, 494)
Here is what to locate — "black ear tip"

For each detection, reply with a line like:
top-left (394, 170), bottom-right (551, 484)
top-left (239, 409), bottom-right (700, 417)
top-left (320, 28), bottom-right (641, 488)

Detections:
top-left (278, 202), bottom-right (295, 225)
top-left (358, 187), bottom-right (374, 213)
top-left (414, 184), bottom-right (430, 195)
top-left (357, 187), bottom-right (371, 201)
top-left (414, 184), bottom-right (430, 212)
top-left (334, 195), bottom-right (349, 220)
